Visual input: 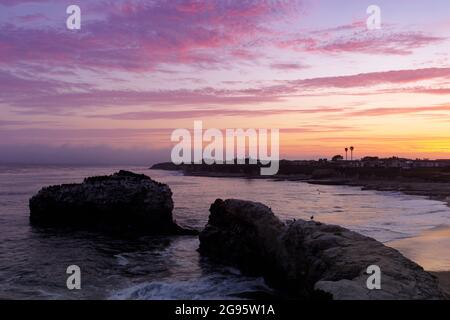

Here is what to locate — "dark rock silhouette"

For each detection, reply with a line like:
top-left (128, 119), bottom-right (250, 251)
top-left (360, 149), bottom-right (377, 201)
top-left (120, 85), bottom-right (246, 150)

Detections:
top-left (199, 199), bottom-right (445, 300)
top-left (29, 170), bottom-right (197, 235)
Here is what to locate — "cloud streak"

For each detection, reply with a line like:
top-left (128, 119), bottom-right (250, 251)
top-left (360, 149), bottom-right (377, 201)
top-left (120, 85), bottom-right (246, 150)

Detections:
top-left (91, 107), bottom-right (344, 120)
top-left (1, 0), bottom-right (449, 161)
top-left (3, 67), bottom-right (450, 113)
top-left (280, 31), bottom-right (445, 56)
top-left (347, 104), bottom-right (450, 117)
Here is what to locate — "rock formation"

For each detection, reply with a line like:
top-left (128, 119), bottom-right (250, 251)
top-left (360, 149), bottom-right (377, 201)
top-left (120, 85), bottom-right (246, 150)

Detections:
top-left (199, 199), bottom-right (445, 300)
top-left (29, 170), bottom-right (196, 235)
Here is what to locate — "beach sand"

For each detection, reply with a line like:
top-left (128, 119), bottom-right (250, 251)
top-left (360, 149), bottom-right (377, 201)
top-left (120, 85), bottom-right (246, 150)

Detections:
top-left (388, 225), bottom-right (450, 272)
top-left (388, 225), bottom-right (450, 299)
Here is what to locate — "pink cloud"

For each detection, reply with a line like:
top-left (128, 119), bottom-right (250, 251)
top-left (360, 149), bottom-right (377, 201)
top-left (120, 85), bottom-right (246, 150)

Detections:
top-left (6, 89), bottom-right (284, 112)
top-left (270, 63), bottom-right (309, 70)
top-left (0, 119), bottom-right (50, 127)
top-left (15, 13), bottom-right (48, 23)
top-left (294, 67), bottom-right (450, 89)
top-left (310, 32), bottom-right (444, 56)
top-left (90, 107), bottom-right (344, 120)
top-left (0, 0), bottom-right (52, 6)
top-left (348, 104), bottom-right (450, 117)
top-left (281, 125), bottom-right (361, 133)
top-left (3, 67), bottom-right (450, 113)
top-left (0, 1), bottom-right (304, 72)
top-left (237, 68), bottom-right (450, 97)
top-left (407, 87), bottom-right (450, 95)
top-left (0, 70), bottom-right (71, 97)
top-left (279, 25), bottom-right (445, 56)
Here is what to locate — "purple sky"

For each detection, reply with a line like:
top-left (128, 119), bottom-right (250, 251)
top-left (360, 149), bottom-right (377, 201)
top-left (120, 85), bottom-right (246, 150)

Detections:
top-left (1, 0), bottom-right (450, 164)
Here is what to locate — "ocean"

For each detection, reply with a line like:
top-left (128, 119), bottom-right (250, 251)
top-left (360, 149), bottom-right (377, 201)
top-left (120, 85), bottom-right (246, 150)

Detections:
top-left (0, 165), bottom-right (449, 299)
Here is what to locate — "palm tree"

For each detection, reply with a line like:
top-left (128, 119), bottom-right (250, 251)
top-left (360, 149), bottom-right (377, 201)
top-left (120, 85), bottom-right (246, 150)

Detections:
top-left (350, 146), bottom-right (354, 161)
top-left (345, 147), bottom-right (348, 161)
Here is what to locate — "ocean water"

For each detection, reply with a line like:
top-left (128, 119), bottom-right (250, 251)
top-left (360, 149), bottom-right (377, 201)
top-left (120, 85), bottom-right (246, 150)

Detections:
top-left (0, 165), bottom-right (449, 299)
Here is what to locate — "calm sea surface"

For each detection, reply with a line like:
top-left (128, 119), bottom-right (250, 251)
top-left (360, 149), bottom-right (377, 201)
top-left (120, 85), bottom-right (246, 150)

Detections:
top-left (0, 165), bottom-right (449, 299)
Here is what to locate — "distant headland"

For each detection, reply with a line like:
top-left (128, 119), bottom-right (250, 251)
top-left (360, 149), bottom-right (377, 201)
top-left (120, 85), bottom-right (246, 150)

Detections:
top-left (151, 157), bottom-right (450, 206)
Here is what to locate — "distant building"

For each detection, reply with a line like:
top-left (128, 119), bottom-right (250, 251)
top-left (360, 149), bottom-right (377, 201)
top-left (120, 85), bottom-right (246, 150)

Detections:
top-left (286, 157), bottom-right (450, 169)
top-left (412, 159), bottom-right (450, 168)
top-left (359, 157), bottom-right (450, 169)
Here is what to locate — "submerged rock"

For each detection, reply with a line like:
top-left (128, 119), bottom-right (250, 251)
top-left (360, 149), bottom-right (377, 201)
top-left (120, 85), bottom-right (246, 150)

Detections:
top-left (29, 170), bottom-right (196, 235)
top-left (199, 199), bottom-right (445, 300)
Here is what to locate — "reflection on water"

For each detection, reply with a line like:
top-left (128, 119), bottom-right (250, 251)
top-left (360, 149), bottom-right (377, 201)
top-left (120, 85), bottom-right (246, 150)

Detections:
top-left (0, 165), bottom-right (449, 299)
top-left (389, 225), bottom-right (450, 272)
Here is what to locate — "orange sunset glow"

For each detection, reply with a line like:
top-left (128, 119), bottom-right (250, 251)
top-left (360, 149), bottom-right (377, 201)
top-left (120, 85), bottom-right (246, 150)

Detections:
top-left (1, 0), bottom-right (450, 164)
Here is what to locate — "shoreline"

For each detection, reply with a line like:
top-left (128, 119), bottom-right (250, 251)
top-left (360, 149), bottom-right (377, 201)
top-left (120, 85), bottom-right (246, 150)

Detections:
top-left (155, 169), bottom-right (450, 208)
top-left (306, 178), bottom-right (450, 208)
top-left (388, 225), bottom-right (450, 298)
top-left (151, 168), bottom-right (450, 298)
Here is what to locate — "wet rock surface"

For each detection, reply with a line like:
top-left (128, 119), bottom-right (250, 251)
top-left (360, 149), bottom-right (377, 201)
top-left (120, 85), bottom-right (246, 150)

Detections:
top-left (29, 170), bottom-right (196, 235)
top-left (199, 199), bottom-right (445, 300)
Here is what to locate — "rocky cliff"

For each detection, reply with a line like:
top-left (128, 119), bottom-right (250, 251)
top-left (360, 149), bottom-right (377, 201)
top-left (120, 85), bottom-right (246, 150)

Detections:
top-left (199, 199), bottom-right (445, 300)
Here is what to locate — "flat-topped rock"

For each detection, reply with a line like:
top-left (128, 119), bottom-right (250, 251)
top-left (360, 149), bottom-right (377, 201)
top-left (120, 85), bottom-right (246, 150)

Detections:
top-left (29, 170), bottom-right (196, 235)
top-left (199, 199), bottom-right (445, 300)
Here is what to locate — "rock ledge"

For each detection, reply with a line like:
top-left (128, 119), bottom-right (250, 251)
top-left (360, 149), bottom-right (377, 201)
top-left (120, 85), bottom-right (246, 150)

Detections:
top-left (199, 199), bottom-right (445, 300)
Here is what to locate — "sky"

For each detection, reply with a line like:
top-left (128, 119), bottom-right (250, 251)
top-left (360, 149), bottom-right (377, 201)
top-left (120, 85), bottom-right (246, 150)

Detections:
top-left (0, 0), bottom-right (450, 164)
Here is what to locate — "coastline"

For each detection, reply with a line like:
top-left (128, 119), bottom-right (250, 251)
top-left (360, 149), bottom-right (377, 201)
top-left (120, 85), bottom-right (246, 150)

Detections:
top-left (158, 169), bottom-right (450, 209)
top-left (2, 165), bottom-right (448, 300)
top-left (151, 167), bottom-right (450, 298)
top-left (306, 179), bottom-right (450, 208)
top-left (388, 225), bottom-right (450, 299)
